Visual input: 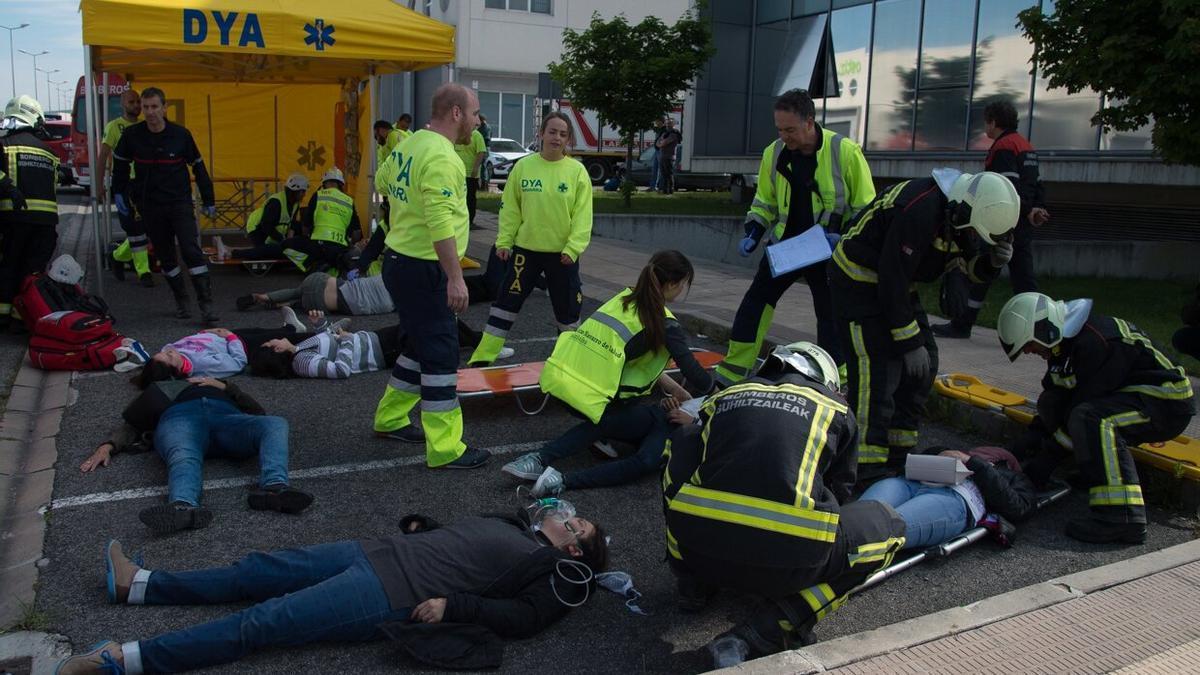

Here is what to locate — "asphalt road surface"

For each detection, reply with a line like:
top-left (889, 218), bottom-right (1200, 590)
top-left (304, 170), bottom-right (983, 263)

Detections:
top-left (28, 197), bottom-right (1196, 673)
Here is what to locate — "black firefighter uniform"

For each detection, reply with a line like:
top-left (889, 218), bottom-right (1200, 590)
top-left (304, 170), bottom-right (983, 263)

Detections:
top-left (0, 129), bottom-right (59, 322)
top-left (662, 374), bottom-right (906, 652)
top-left (830, 177), bottom-right (1000, 466)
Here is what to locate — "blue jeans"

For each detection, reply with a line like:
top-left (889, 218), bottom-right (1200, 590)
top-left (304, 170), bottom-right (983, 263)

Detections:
top-left (154, 398), bottom-right (290, 506)
top-left (538, 402), bottom-right (670, 490)
top-left (859, 477), bottom-right (969, 550)
top-left (139, 542), bottom-right (408, 673)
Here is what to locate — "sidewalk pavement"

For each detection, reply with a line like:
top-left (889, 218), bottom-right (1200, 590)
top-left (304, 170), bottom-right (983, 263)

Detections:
top-left (724, 537), bottom-right (1200, 675)
top-left (469, 212), bottom-right (1200, 440)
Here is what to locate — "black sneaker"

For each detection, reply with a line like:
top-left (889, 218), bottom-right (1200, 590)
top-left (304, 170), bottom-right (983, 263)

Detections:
top-left (247, 485), bottom-right (314, 514)
top-left (1065, 517), bottom-right (1146, 544)
top-left (376, 426), bottom-right (426, 444)
top-left (138, 502), bottom-right (214, 535)
top-left (140, 273), bottom-right (155, 288)
top-left (439, 446), bottom-right (491, 470)
top-left (931, 321), bottom-right (971, 339)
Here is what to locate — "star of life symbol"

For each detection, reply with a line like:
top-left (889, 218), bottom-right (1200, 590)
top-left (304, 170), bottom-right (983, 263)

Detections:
top-left (298, 141), bottom-right (326, 170)
top-left (304, 18), bottom-right (336, 51)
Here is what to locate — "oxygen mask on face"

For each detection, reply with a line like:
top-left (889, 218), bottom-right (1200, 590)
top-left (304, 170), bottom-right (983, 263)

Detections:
top-left (525, 496), bottom-right (577, 532)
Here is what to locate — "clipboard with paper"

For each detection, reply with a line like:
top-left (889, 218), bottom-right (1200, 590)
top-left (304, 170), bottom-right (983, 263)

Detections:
top-left (766, 226), bottom-right (832, 278)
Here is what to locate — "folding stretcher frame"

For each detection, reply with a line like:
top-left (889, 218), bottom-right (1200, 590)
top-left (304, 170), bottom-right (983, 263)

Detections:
top-left (934, 373), bottom-right (1200, 482)
top-left (456, 350), bottom-right (725, 414)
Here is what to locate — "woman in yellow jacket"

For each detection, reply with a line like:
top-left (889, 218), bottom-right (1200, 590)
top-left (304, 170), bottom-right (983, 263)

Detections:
top-left (468, 112), bottom-right (593, 365)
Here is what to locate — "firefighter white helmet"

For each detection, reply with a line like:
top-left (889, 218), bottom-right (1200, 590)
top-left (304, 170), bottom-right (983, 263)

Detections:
top-left (284, 173), bottom-right (310, 192)
top-left (2, 95), bottom-right (44, 130)
top-left (947, 171), bottom-right (1020, 245)
top-left (321, 168), bottom-right (345, 186)
top-left (759, 341), bottom-right (841, 391)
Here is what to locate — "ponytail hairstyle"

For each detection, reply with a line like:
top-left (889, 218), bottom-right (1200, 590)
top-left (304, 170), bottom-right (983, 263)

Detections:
top-left (622, 250), bottom-right (694, 352)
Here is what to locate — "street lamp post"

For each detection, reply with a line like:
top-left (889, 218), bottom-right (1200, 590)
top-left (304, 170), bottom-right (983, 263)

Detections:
top-left (37, 68), bottom-right (59, 108)
top-left (19, 49), bottom-right (48, 101)
top-left (50, 80), bottom-right (66, 111)
top-left (1, 23), bottom-right (29, 99)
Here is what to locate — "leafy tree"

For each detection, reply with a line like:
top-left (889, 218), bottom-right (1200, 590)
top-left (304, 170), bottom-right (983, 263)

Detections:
top-left (1018, 0), bottom-right (1200, 164)
top-left (549, 9), bottom-right (714, 204)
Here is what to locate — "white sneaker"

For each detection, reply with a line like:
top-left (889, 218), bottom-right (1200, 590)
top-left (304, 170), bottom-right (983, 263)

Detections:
top-left (592, 440), bottom-right (619, 458)
top-left (496, 347), bottom-right (516, 361)
top-left (280, 306), bottom-right (306, 332)
top-left (213, 236), bottom-right (230, 261)
top-left (530, 467), bottom-right (564, 498)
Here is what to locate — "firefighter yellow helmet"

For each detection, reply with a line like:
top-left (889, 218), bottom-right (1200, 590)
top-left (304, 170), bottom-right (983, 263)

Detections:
top-left (759, 341), bottom-right (841, 391)
top-left (948, 171), bottom-right (1020, 245)
top-left (2, 94), bottom-right (44, 129)
top-left (997, 292), bottom-right (1067, 362)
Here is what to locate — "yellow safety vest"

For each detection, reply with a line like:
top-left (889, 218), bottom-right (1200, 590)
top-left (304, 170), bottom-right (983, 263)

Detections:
top-left (540, 289), bottom-right (674, 423)
top-left (746, 127), bottom-right (874, 242)
top-left (311, 187), bottom-right (353, 245)
top-left (246, 191), bottom-right (299, 239)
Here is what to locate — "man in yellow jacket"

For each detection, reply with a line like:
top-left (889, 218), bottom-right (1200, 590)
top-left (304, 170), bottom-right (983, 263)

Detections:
top-left (714, 89), bottom-right (875, 388)
top-left (372, 84), bottom-right (489, 470)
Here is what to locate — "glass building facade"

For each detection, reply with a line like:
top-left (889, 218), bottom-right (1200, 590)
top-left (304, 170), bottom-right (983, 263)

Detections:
top-left (692, 0), bottom-right (1154, 158)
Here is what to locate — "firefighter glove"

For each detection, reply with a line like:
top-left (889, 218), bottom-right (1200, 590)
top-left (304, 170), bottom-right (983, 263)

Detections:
top-left (990, 239), bottom-right (1014, 267)
top-left (902, 345), bottom-right (930, 380)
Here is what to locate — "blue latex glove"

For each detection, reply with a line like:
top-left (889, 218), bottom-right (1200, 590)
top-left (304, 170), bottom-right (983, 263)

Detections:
top-left (346, 268), bottom-right (361, 281)
top-left (739, 236), bottom-right (759, 257)
top-left (202, 205), bottom-right (217, 219)
top-left (114, 193), bottom-right (129, 217)
top-left (825, 232), bottom-right (842, 248)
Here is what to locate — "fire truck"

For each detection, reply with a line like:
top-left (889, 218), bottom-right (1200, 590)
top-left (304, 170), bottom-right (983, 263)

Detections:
top-left (541, 99), bottom-right (682, 184)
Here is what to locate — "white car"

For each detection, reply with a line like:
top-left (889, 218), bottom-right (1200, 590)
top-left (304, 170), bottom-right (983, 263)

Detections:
top-left (482, 137), bottom-right (532, 182)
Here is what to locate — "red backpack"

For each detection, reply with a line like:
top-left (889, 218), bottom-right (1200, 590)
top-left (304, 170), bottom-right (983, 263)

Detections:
top-left (28, 311), bottom-right (123, 371)
top-left (13, 273), bottom-right (111, 330)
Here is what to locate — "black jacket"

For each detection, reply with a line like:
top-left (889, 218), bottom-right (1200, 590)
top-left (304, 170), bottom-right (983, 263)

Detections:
top-left (956, 451), bottom-right (1038, 522)
top-left (105, 379), bottom-right (264, 451)
top-left (985, 130), bottom-right (1044, 226)
top-left (111, 120), bottom-right (214, 207)
top-left (0, 129), bottom-right (59, 226)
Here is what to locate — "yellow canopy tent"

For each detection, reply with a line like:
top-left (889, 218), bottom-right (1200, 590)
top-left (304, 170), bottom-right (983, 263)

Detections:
top-left (78, 0), bottom-right (455, 289)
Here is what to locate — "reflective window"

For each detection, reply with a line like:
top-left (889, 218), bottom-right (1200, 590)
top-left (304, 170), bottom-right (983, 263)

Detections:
top-left (758, 0), bottom-right (793, 24)
top-left (795, 0), bottom-right (832, 15)
top-left (1100, 102), bottom-right (1154, 151)
top-left (823, 2), bottom-right (871, 144)
top-left (748, 19), bottom-right (791, 150)
top-left (484, 0), bottom-right (505, 8)
top-left (531, 0), bottom-right (552, 14)
top-left (524, 95), bottom-right (537, 146)
top-left (968, 0), bottom-right (1036, 149)
top-left (913, 0), bottom-right (974, 150)
top-left (500, 92), bottom-right (525, 145)
top-left (1029, 0), bottom-right (1101, 149)
top-left (866, 0), bottom-right (921, 150)
top-left (509, 0), bottom-right (528, 11)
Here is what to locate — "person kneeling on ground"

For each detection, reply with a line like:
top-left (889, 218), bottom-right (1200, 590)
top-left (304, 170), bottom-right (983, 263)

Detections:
top-left (662, 341), bottom-right (906, 669)
top-left (859, 445), bottom-right (1038, 550)
top-left (502, 250), bottom-right (715, 497)
top-left (55, 502), bottom-right (608, 674)
top-left (235, 273), bottom-right (503, 359)
top-left (79, 375), bottom-right (312, 535)
top-left (997, 292), bottom-right (1195, 544)
top-left (250, 310), bottom-right (402, 379)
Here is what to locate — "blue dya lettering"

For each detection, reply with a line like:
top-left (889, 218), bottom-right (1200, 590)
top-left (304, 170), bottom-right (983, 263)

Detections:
top-left (182, 9), bottom-right (265, 48)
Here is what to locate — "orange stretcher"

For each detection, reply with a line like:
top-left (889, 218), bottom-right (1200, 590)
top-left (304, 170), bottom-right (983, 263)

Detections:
top-left (934, 373), bottom-right (1200, 481)
top-left (457, 349), bottom-right (724, 415)
top-left (202, 246), bottom-right (288, 277)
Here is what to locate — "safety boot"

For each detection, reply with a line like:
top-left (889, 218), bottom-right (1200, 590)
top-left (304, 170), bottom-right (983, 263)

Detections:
top-left (1065, 517), bottom-right (1146, 545)
top-left (164, 274), bottom-right (192, 319)
top-left (191, 273), bottom-right (220, 325)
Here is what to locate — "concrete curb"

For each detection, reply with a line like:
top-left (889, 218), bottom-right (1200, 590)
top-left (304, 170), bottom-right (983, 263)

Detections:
top-left (719, 537), bottom-right (1200, 674)
top-left (0, 358), bottom-right (72, 630)
top-left (0, 631), bottom-right (72, 675)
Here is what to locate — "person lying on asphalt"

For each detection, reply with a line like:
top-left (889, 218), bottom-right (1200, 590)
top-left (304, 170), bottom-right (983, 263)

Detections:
top-left (55, 501), bottom-right (608, 674)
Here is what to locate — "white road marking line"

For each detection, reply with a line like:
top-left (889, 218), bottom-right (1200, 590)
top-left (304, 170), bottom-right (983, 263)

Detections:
top-left (47, 441), bottom-right (543, 511)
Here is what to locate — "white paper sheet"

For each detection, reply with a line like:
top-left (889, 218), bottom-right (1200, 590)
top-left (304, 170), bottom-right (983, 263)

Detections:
top-left (767, 225), bottom-right (832, 278)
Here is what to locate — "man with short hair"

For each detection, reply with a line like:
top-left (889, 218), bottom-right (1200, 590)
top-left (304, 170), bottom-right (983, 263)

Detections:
top-left (454, 122), bottom-right (488, 226)
top-left (655, 117), bottom-right (682, 194)
top-left (373, 83), bottom-right (490, 469)
top-left (714, 89), bottom-right (875, 388)
top-left (933, 100), bottom-right (1049, 339)
top-left (112, 87), bottom-right (219, 324)
top-left (99, 89), bottom-right (155, 286)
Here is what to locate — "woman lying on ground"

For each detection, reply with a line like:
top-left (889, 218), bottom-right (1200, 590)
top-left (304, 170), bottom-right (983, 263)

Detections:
top-left (249, 310), bottom-right (405, 380)
top-left (858, 445), bottom-right (1039, 549)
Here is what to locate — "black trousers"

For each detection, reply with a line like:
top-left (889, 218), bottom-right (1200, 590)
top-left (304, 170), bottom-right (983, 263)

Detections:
top-left (1062, 391), bottom-right (1192, 524)
top-left (466, 177), bottom-right (479, 226)
top-left (837, 296), bottom-right (938, 465)
top-left (658, 153), bottom-right (675, 194)
top-left (0, 222), bottom-right (58, 313)
top-left (489, 247), bottom-right (582, 331)
top-left (141, 202), bottom-right (207, 277)
top-left (281, 238), bottom-right (348, 273)
top-left (956, 223), bottom-right (1037, 329)
top-left (731, 256), bottom-right (842, 364)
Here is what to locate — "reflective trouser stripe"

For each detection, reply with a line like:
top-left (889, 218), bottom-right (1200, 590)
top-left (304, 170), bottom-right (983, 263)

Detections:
top-left (283, 248), bottom-right (309, 272)
top-left (1099, 411), bottom-right (1148, 486)
top-left (798, 583), bottom-right (845, 622)
top-left (1090, 484), bottom-right (1144, 507)
top-left (468, 332), bottom-right (506, 366)
top-left (848, 537), bottom-right (904, 568)
top-left (665, 527), bottom-right (682, 560)
top-left (888, 428), bottom-right (918, 449)
top-left (1053, 427), bottom-right (1074, 450)
top-left (890, 320), bottom-right (920, 342)
top-left (715, 305), bottom-right (775, 387)
top-left (850, 322), bottom-right (887, 464)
